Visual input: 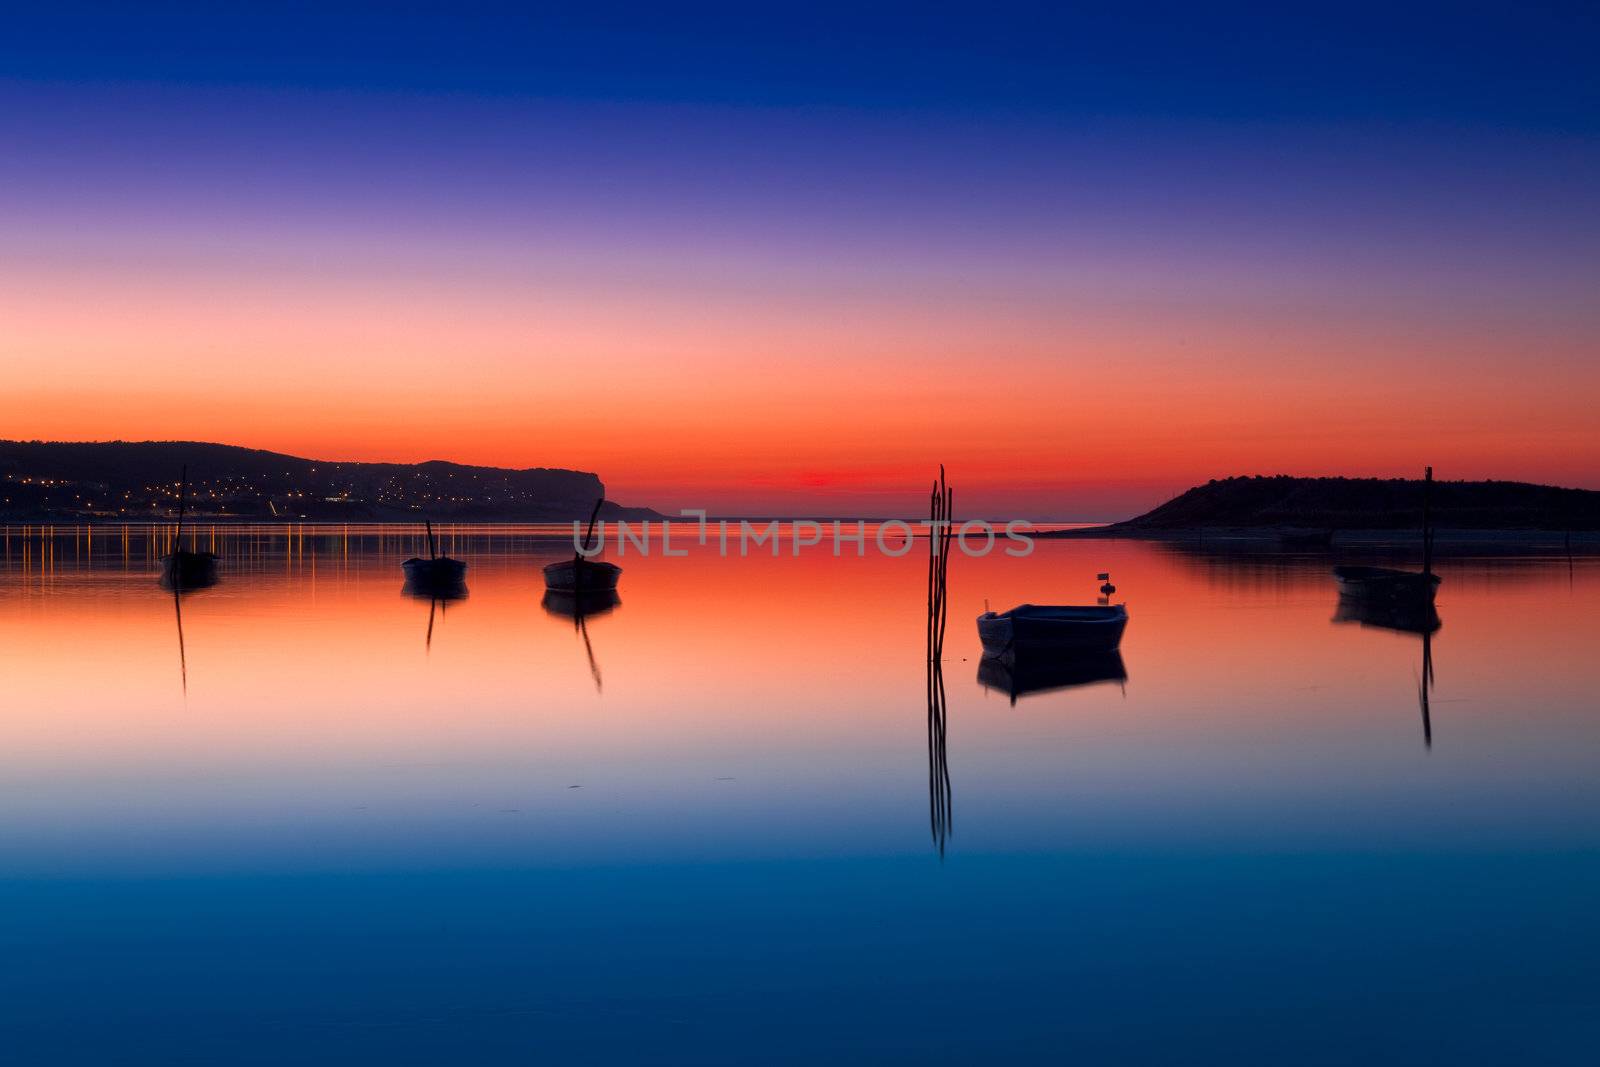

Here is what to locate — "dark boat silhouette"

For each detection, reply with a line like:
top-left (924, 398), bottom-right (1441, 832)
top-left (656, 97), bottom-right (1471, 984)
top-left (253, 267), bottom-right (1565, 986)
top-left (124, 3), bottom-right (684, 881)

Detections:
top-left (977, 603), bottom-right (1127, 658)
top-left (1332, 466), bottom-right (1439, 601)
top-left (545, 498), bottom-right (622, 593)
top-left (1332, 564), bottom-right (1440, 600)
top-left (158, 464), bottom-right (218, 590)
top-left (160, 551), bottom-right (219, 590)
top-left (543, 558), bottom-right (622, 592)
top-left (977, 649), bottom-right (1127, 705)
top-left (402, 521), bottom-right (467, 587)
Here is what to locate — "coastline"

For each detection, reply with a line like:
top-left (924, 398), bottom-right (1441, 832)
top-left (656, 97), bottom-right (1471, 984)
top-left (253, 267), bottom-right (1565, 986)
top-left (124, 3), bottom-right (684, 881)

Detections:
top-left (1037, 525), bottom-right (1600, 547)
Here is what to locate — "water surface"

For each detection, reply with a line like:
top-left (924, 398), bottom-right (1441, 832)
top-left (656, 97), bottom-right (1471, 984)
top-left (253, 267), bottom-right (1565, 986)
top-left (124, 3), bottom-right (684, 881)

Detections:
top-left (3, 524), bottom-right (1598, 1063)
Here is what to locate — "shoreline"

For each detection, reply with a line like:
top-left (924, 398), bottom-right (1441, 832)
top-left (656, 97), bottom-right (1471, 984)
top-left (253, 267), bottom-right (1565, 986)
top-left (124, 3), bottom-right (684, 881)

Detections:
top-left (1036, 525), bottom-right (1600, 547)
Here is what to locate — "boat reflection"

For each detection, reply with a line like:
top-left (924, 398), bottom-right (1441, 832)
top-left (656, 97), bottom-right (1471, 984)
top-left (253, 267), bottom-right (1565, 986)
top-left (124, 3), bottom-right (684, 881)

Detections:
top-left (977, 649), bottom-right (1128, 705)
top-left (1332, 594), bottom-right (1440, 636)
top-left (171, 585), bottom-right (191, 696)
top-left (541, 588), bottom-right (616, 692)
top-left (402, 579), bottom-right (468, 603)
top-left (403, 580), bottom-right (467, 653)
top-left (158, 567), bottom-right (218, 594)
top-left (1332, 593), bottom-right (1440, 747)
top-left (540, 588), bottom-right (621, 620)
top-left (163, 565), bottom-right (218, 696)
top-left (925, 468), bottom-right (954, 857)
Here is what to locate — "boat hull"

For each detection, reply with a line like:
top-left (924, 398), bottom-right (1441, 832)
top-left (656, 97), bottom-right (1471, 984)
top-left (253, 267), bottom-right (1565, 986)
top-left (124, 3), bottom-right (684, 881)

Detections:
top-left (543, 558), bottom-right (622, 593)
top-left (1332, 565), bottom-right (1440, 601)
top-left (977, 604), bottom-right (1128, 658)
top-left (401, 557), bottom-right (468, 587)
top-left (159, 550), bottom-right (219, 590)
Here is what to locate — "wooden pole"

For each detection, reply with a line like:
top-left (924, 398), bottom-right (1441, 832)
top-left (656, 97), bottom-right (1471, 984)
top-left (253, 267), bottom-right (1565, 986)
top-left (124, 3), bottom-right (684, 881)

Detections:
top-left (175, 464), bottom-right (189, 549)
top-left (574, 497), bottom-right (605, 597)
top-left (1421, 466), bottom-right (1433, 578)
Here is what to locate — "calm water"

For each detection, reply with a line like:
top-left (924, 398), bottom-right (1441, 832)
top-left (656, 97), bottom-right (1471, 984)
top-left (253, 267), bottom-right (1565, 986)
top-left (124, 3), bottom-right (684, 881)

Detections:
top-left (3, 524), bottom-right (1599, 1063)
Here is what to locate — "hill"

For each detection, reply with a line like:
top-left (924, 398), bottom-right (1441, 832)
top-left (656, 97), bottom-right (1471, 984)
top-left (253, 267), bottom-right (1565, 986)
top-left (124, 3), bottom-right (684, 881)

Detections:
top-left (1097, 475), bottom-right (1600, 532)
top-left (0, 440), bottom-right (660, 521)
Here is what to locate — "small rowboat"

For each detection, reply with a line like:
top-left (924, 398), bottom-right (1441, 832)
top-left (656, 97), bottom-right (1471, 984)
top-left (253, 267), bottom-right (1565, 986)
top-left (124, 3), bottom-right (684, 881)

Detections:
top-left (402, 555), bottom-right (468, 586)
top-left (402, 521), bottom-right (467, 588)
top-left (160, 549), bottom-right (219, 590)
top-left (542, 558), bottom-right (622, 593)
top-left (159, 466), bottom-right (220, 591)
top-left (977, 603), bottom-right (1128, 658)
top-left (1332, 565), bottom-right (1439, 601)
top-left (545, 497), bottom-right (622, 594)
top-left (1331, 467), bottom-right (1440, 602)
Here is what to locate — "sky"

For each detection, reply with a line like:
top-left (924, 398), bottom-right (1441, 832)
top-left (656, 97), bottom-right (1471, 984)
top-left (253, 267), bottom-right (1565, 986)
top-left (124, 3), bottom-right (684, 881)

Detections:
top-left (2, 2), bottom-right (1597, 518)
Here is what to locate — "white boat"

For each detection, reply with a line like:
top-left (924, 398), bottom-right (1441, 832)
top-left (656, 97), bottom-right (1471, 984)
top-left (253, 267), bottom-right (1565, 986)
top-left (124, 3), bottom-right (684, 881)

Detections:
top-left (976, 604), bottom-right (1128, 658)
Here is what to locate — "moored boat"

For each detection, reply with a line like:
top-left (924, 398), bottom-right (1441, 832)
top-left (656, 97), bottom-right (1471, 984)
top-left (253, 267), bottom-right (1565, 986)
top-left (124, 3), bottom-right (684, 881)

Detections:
top-left (158, 464), bottom-right (220, 590)
top-left (1332, 565), bottom-right (1440, 600)
top-left (1329, 466), bottom-right (1440, 602)
top-left (545, 497), bottom-right (622, 593)
top-left (160, 549), bottom-right (219, 590)
top-left (977, 603), bottom-right (1128, 658)
top-left (402, 521), bottom-right (467, 588)
top-left (542, 557), bottom-right (622, 593)
top-left (402, 555), bottom-right (468, 586)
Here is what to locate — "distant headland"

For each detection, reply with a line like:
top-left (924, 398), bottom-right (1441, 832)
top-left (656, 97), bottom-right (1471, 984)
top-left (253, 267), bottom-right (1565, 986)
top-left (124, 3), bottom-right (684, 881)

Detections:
top-left (1045, 474), bottom-right (1600, 538)
top-left (0, 440), bottom-right (661, 522)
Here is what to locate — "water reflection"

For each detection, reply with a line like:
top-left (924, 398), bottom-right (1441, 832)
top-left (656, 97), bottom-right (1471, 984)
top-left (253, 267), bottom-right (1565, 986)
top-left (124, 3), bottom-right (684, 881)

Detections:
top-left (926, 470), bottom-right (954, 857)
top-left (161, 571), bottom-right (219, 697)
top-left (403, 580), bottom-right (468, 652)
top-left (1332, 592), bottom-right (1441, 748)
top-left (541, 589), bottom-right (622, 620)
top-left (172, 586), bottom-right (189, 696)
top-left (542, 589), bottom-right (619, 693)
top-left (977, 650), bottom-right (1128, 705)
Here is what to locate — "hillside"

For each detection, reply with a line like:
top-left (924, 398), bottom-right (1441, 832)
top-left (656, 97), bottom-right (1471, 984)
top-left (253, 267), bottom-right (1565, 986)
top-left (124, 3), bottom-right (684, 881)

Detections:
top-left (0, 440), bottom-right (659, 521)
top-left (1102, 475), bottom-right (1600, 532)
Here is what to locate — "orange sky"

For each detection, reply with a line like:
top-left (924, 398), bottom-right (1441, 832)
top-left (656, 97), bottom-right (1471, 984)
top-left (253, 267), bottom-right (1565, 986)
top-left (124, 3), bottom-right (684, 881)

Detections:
top-left (4, 240), bottom-right (1596, 517)
top-left (3, 82), bottom-right (1597, 517)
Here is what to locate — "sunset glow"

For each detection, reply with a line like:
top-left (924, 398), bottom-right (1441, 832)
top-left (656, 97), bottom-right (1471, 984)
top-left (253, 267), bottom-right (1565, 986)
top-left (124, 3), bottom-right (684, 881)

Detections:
top-left (3, 8), bottom-right (1597, 516)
